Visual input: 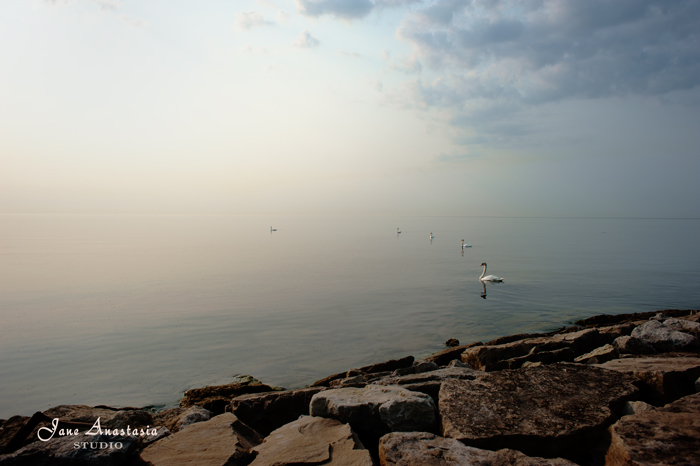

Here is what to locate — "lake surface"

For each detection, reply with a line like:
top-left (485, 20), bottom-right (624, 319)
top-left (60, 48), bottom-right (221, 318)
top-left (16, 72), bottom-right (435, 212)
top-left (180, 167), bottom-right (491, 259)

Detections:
top-left (1, 214), bottom-right (699, 418)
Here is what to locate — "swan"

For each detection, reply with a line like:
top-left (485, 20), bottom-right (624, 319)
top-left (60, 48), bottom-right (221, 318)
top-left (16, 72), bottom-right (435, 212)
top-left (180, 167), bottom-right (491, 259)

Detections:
top-left (270, 227), bottom-right (277, 231)
top-left (479, 262), bottom-right (503, 282)
top-left (430, 232), bottom-right (434, 239)
top-left (461, 239), bottom-right (471, 249)
top-left (397, 228), bottom-right (401, 234)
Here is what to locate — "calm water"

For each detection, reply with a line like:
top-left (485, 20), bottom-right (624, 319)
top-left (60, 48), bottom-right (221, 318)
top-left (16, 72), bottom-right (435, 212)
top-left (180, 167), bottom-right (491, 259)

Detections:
top-left (1, 214), bottom-right (699, 418)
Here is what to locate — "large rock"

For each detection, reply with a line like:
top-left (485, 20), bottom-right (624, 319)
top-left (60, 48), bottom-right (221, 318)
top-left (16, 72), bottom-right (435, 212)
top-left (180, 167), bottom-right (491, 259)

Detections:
top-left (180, 378), bottom-right (277, 415)
top-left (606, 392), bottom-right (700, 466)
top-left (462, 329), bottom-right (610, 371)
top-left (379, 432), bottom-right (576, 466)
top-left (664, 317), bottom-right (700, 334)
top-left (229, 387), bottom-right (325, 436)
top-left (630, 320), bottom-right (698, 352)
top-left (250, 416), bottom-right (373, 466)
top-left (612, 336), bottom-right (657, 355)
top-left (574, 344), bottom-right (619, 364)
top-left (594, 356), bottom-right (700, 405)
top-left (0, 416), bottom-right (30, 454)
top-left (139, 413), bottom-right (261, 466)
top-left (310, 385), bottom-right (436, 439)
top-left (439, 363), bottom-right (639, 463)
top-left (419, 342), bottom-right (482, 367)
top-left (371, 367), bottom-right (479, 405)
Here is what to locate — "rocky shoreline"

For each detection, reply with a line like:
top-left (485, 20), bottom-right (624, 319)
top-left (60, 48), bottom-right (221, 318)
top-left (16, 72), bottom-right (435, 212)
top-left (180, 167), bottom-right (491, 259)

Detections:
top-left (1, 309), bottom-right (699, 465)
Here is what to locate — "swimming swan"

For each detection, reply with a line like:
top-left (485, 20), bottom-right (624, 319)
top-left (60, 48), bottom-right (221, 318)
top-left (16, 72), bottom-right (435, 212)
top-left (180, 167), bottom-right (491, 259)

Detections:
top-left (430, 232), bottom-right (434, 239)
top-left (397, 228), bottom-right (401, 234)
top-left (479, 262), bottom-right (503, 282)
top-left (461, 239), bottom-right (471, 249)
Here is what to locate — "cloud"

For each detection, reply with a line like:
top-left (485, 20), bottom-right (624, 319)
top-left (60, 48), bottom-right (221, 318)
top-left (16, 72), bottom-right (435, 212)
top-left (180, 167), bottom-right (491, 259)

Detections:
top-left (295, 0), bottom-right (421, 20)
top-left (392, 0), bottom-right (700, 139)
top-left (293, 30), bottom-right (321, 48)
top-left (338, 50), bottom-right (362, 58)
top-left (235, 11), bottom-right (275, 30)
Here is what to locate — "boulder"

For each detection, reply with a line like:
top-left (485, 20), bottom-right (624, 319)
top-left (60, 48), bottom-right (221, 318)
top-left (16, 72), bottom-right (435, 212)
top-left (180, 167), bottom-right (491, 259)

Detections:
top-left (594, 356), bottom-right (700, 405)
top-left (439, 363), bottom-right (639, 463)
top-left (621, 401), bottom-right (654, 416)
top-left (445, 338), bottom-right (460, 347)
top-left (630, 320), bottom-right (698, 352)
top-left (606, 392), bottom-right (700, 466)
top-left (250, 416), bottom-right (373, 466)
top-left (419, 342), bottom-right (482, 367)
top-left (330, 375), bottom-right (368, 388)
top-left (379, 432), bottom-right (577, 466)
top-left (371, 367), bottom-right (479, 406)
top-left (139, 413), bottom-right (262, 466)
top-left (391, 361), bottom-right (439, 377)
top-left (229, 387), bottom-right (326, 437)
top-left (310, 385), bottom-right (437, 439)
top-left (491, 347), bottom-right (576, 370)
top-left (574, 344), bottom-right (619, 364)
top-left (180, 379), bottom-right (277, 415)
top-left (612, 336), bottom-right (657, 355)
top-left (664, 317), bottom-right (700, 333)
top-left (0, 416), bottom-right (30, 454)
top-left (152, 406), bottom-right (211, 433)
top-left (573, 310), bottom-right (695, 328)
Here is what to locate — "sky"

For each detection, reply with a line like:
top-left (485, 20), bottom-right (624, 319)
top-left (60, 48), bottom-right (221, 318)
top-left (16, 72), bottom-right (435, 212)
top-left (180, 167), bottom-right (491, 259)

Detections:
top-left (1, 0), bottom-right (699, 217)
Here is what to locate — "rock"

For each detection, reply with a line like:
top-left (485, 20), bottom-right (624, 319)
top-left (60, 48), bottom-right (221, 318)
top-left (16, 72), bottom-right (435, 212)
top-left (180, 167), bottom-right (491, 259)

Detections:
top-left (606, 392), bottom-right (700, 466)
top-left (250, 416), bottom-right (372, 466)
top-left (631, 320), bottom-right (698, 352)
top-left (103, 409), bottom-right (153, 429)
top-left (696, 377), bottom-right (700, 393)
top-left (574, 344), bottom-right (619, 364)
top-left (310, 385), bottom-right (437, 439)
top-left (493, 347), bottom-right (576, 370)
top-left (445, 338), bottom-right (460, 347)
top-left (372, 367), bottom-right (479, 405)
top-left (141, 426), bottom-right (170, 447)
top-left (230, 387), bottom-right (326, 436)
top-left (462, 328), bottom-right (609, 371)
top-left (439, 363), bottom-right (639, 463)
top-left (651, 312), bottom-right (669, 321)
top-left (379, 432), bottom-right (577, 466)
top-left (597, 323), bottom-right (636, 340)
top-left (0, 416), bottom-right (30, 454)
top-left (139, 413), bottom-right (261, 466)
top-left (622, 401), bottom-right (654, 416)
top-left (391, 361), bottom-right (439, 377)
top-left (664, 317), bottom-right (700, 333)
top-left (612, 335), bottom-right (657, 355)
top-left (180, 379), bottom-right (277, 415)
top-left (446, 359), bottom-right (471, 368)
top-left (0, 431), bottom-right (139, 466)
top-left (175, 406), bottom-right (212, 431)
top-left (330, 375), bottom-right (368, 388)
top-left (419, 342), bottom-right (482, 367)
top-left (594, 356), bottom-right (700, 405)
top-left (311, 356), bottom-right (415, 387)
top-left (573, 310), bottom-right (696, 328)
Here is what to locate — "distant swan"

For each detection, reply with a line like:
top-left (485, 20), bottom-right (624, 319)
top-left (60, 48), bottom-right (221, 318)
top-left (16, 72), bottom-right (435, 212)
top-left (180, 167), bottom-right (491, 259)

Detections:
top-left (430, 232), bottom-right (434, 239)
top-left (397, 228), bottom-right (401, 234)
top-left (461, 239), bottom-right (471, 249)
top-left (270, 227), bottom-right (277, 231)
top-left (479, 262), bottom-right (503, 282)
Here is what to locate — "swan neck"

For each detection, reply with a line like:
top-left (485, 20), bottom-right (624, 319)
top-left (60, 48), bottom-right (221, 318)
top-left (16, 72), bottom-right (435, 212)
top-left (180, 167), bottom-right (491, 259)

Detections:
top-left (480, 264), bottom-right (486, 279)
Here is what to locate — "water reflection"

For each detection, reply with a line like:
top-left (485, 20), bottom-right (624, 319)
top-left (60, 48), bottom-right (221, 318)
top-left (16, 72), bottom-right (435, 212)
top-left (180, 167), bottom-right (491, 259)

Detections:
top-left (479, 279), bottom-right (504, 299)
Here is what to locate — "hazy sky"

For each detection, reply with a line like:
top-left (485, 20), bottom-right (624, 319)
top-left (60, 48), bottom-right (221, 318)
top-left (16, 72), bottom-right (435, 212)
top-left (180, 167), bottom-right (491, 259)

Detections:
top-left (2, 0), bottom-right (699, 217)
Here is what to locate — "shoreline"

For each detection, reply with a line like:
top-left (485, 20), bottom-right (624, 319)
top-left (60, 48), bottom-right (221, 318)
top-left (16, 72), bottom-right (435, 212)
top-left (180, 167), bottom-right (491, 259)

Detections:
top-left (1, 308), bottom-right (699, 465)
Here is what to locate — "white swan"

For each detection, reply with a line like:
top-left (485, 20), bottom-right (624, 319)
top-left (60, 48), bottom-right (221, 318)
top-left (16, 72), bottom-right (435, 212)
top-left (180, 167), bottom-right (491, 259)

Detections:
top-left (430, 232), bottom-right (434, 239)
top-left (270, 227), bottom-right (277, 231)
top-left (397, 228), bottom-right (401, 234)
top-left (461, 239), bottom-right (471, 249)
top-left (479, 262), bottom-right (503, 282)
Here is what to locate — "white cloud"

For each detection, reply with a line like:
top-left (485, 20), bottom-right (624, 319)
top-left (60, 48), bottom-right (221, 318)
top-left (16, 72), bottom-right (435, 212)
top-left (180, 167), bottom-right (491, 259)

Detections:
top-left (235, 11), bottom-right (275, 30)
top-left (293, 30), bottom-right (320, 48)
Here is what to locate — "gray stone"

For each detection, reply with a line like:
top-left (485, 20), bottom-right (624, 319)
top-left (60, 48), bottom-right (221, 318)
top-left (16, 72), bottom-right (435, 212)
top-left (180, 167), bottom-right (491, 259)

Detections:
top-left (419, 342), bottom-right (482, 367)
top-left (631, 320), bottom-right (698, 352)
top-left (310, 385), bottom-right (437, 438)
top-left (574, 344), bottom-right (619, 364)
top-left (391, 361), bottom-right (439, 377)
top-left (230, 387), bottom-right (326, 437)
top-left (606, 393), bottom-right (700, 466)
top-left (664, 317), bottom-right (700, 333)
top-left (621, 401), bottom-right (654, 416)
top-left (379, 432), bottom-right (577, 466)
top-left (612, 335), bottom-right (657, 355)
top-left (372, 367), bottom-right (477, 387)
top-left (329, 375), bottom-right (368, 388)
top-left (139, 413), bottom-right (261, 466)
top-left (594, 356), bottom-right (700, 405)
top-left (311, 356), bottom-right (414, 387)
top-left (180, 378), bottom-right (277, 414)
top-left (446, 359), bottom-right (471, 368)
top-left (175, 406), bottom-right (211, 431)
top-left (250, 416), bottom-right (373, 466)
top-left (439, 363), bottom-right (639, 463)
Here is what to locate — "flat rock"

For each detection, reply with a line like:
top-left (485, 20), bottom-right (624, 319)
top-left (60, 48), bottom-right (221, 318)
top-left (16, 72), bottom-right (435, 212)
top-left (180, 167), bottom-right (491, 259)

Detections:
top-left (153, 406), bottom-right (211, 433)
top-left (372, 366), bottom-right (478, 386)
top-left (310, 385), bottom-right (436, 438)
top-left (439, 363), bottom-right (639, 463)
top-left (311, 356), bottom-right (415, 387)
top-left (630, 320), bottom-right (698, 352)
top-left (606, 392), bottom-right (700, 466)
top-left (419, 342), bottom-right (482, 366)
top-left (379, 432), bottom-right (577, 466)
top-left (139, 413), bottom-right (262, 466)
top-left (462, 329), bottom-right (610, 371)
top-left (230, 387), bottom-right (325, 437)
top-left (250, 416), bottom-right (373, 466)
top-left (594, 356), bottom-right (700, 405)
top-left (180, 380), bottom-right (277, 415)
top-left (574, 344), bottom-right (619, 364)
top-left (330, 375), bottom-right (368, 388)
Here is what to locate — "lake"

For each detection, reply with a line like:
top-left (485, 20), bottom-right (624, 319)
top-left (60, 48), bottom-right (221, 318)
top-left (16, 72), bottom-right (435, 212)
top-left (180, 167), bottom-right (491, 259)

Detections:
top-left (1, 214), bottom-right (699, 418)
